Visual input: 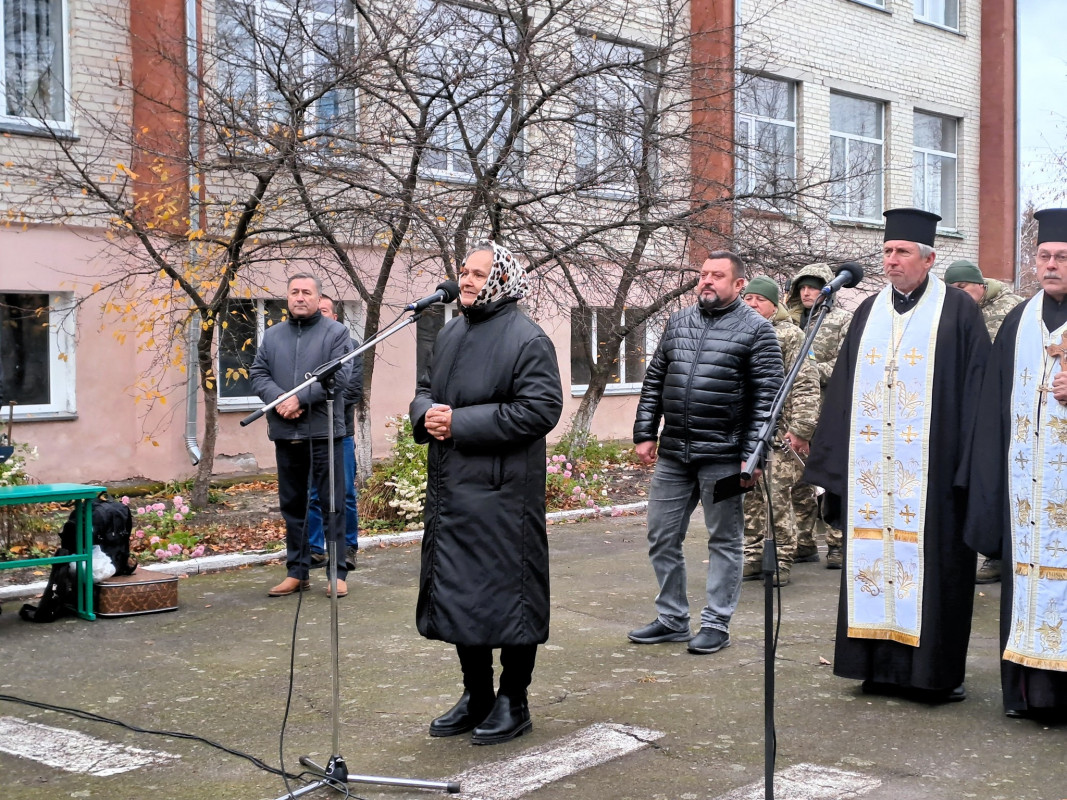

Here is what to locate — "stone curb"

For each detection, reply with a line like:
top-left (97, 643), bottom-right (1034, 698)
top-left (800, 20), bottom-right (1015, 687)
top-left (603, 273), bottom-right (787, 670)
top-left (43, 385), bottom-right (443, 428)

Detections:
top-left (0, 501), bottom-right (648, 602)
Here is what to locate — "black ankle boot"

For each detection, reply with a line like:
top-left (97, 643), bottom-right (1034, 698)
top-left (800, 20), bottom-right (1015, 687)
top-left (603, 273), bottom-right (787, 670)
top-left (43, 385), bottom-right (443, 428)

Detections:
top-left (471, 694), bottom-right (532, 745)
top-left (429, 690), bottom-right (494, 737)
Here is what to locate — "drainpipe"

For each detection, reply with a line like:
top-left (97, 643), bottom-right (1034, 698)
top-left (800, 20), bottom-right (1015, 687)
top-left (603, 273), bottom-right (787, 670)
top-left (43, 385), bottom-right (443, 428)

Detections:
top-left (185, 321), bottom-right (202, 465)
top-left (184, 0), bottom-right (203, 466)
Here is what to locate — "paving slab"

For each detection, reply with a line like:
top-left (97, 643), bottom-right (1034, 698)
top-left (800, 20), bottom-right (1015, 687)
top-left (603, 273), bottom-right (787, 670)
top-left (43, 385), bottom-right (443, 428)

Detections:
top-left (0, 512), bottom-right (1062, 800)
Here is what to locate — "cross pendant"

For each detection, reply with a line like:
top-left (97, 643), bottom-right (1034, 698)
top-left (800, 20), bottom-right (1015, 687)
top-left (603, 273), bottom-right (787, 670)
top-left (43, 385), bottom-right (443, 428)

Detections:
top-left (885, 359), bottom-right (898, 388)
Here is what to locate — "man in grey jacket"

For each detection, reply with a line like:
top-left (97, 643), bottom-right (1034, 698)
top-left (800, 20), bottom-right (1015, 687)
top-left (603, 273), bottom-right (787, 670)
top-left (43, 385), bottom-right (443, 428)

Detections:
top-left (251, 274), bottom-right (353, 597)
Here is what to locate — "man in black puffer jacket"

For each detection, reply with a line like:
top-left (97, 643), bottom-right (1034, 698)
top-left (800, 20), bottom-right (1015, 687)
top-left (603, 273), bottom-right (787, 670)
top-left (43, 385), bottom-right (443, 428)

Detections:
top-left (629, 251), bottom-right (783, 655)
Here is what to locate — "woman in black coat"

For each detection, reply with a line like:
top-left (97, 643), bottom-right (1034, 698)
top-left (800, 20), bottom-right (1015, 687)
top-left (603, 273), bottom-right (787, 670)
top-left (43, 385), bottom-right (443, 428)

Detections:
top-left (410, 241), bottom-right (563, 745)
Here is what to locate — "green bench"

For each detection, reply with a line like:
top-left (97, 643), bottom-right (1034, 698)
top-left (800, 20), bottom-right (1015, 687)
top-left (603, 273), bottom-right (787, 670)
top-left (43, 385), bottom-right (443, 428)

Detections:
top-left (0, 484), bottom-right (107, 621)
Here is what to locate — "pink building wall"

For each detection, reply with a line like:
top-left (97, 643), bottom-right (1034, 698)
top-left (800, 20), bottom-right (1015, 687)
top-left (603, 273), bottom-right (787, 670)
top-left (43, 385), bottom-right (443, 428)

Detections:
top-left (1, 225), bottom-right (644, 487)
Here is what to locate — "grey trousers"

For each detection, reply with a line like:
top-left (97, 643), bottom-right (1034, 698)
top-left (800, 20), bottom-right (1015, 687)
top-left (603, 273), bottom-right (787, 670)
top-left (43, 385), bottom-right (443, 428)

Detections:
top-left (645, 455), bottom-right (744, 633)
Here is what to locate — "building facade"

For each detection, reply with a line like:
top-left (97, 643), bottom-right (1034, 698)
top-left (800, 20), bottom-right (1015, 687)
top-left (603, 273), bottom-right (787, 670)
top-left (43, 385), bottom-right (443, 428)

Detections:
top-left (0, 0), bottom-right (1016, 487)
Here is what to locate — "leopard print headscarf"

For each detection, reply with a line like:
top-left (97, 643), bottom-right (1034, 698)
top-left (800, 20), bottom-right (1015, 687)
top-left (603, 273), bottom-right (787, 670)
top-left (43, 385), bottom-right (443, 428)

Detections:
top-left (468, 240), bottom-right (530, 307)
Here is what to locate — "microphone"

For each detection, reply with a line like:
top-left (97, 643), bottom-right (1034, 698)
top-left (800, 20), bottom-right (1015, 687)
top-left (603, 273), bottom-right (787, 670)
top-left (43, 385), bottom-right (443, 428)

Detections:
top-left (820, 262), bottom-right (864, 295)
top-left (405, 280), bottom-right (460, 313)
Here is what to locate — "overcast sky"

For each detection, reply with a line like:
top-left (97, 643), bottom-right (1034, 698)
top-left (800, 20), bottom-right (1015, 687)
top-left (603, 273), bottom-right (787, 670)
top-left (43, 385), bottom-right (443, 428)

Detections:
top-left (1019, 0), bottom-right (1067, 206)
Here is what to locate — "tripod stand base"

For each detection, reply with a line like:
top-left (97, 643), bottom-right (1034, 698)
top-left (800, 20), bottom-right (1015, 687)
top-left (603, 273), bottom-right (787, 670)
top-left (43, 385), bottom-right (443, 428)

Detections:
top-left (280, 755), bottom-right (460, 797)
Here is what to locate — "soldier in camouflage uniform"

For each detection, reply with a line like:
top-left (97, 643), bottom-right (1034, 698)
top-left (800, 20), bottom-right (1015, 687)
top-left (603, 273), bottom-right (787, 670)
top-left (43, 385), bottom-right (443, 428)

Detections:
top-left (944, 258), bottom-right (1023, 584)
top-left (785, 263), bottom-right (853, 569)
top-left (741, 277), bottom-right (821, 586)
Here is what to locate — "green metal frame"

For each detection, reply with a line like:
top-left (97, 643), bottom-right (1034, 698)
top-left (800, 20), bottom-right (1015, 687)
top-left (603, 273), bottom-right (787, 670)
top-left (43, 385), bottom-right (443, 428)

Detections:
top-left (0, 484), bottom-right (107, 620)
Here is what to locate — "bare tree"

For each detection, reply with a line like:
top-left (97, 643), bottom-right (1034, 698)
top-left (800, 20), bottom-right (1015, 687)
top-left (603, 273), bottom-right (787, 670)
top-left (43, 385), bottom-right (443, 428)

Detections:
top-left (2, 0), bottom-right (881, 498)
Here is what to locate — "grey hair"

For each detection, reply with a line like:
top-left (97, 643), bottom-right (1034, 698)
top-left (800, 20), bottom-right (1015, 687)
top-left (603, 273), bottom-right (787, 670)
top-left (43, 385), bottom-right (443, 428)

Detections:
top-left (287, 273), bottom-right (322, 293)
top-left (917, 243), bottom-right (935, 260)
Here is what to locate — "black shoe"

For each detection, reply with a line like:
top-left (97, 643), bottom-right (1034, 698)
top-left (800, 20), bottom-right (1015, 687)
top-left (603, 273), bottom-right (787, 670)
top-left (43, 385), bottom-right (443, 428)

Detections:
top-left (1005, 708), bottom-right (1026, 719)
top-left (429, 691), bottom-right (495, 737)
top-left (826, 546), bottom-right (843, 569)
top-left (627, 620), bottom-right (692, 644)
top-left (309, 552), bottom-right (328, 569)
top-left (344, 546), bottom-right (358, 571)
top-left (471, 695), bottom-right (532, 745)
top-left (860, 679), bottom-right (900, 697)
top-left (794, 544), bottom-right (820, 563)
top-left (946, 684), bottom-right (966, 703)
top-left (976, 557), bottom-right (1001, 584)
top-left (687, 627), bottom-right (730, 654)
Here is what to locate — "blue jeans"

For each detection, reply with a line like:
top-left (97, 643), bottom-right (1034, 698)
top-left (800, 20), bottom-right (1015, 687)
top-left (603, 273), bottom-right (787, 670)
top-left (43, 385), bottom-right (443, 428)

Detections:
top-left (645, 455), bottom-right (744, 633)
top-left (308, 435), bottom-right (359, 554)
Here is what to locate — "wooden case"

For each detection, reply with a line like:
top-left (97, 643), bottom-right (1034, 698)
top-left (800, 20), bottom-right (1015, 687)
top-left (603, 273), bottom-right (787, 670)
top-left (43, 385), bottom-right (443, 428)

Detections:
top-left (94, 566), bottom-right (179, 617)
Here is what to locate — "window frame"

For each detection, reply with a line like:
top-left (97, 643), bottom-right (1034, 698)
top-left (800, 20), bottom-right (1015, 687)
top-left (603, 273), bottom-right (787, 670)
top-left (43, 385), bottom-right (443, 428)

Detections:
top-left (828, 92), bottom-right (885, 224)
top-left (418, 1), bottom-right (521, 184)
top-left (569, 306), bottom-right (660, 396)
top-left (912, 110), bottom-right (958, 230)
top-left (735, 74), bottom-right (797, 213)
top-left (573, 36), bottom-right (657, 197)
top-left (913, 0), bottom-right (960, 31)
top-left (215, 0), bottom-right (358, 138)
top-left (215, 297), bottom-right (363, 411)
top-left (0, 291), bottom-right (77, 420)
top-left (0, 0), bottom-right (72, 131)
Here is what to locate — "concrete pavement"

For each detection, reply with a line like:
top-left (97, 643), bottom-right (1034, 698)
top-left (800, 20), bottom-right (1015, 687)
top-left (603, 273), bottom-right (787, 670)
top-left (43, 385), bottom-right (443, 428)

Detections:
top-left (0, 512), bottom-right (1063, 800)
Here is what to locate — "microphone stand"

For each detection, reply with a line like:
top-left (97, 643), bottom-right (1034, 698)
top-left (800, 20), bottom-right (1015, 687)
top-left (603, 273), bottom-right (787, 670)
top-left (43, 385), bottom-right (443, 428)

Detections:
top-left (241, 308), bottom-right (460, 798)
top-left (741, 290), bottom-right (838, 800)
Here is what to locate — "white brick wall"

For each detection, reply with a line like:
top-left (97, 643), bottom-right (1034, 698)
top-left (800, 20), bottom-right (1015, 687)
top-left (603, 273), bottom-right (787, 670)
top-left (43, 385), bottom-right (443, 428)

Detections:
top-left (738, 0), bottom-right (983, 273)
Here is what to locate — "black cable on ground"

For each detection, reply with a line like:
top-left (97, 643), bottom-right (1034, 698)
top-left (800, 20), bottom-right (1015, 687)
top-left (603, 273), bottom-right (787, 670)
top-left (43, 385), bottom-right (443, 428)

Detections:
top-left (0, 692), bottom-right (307, 782)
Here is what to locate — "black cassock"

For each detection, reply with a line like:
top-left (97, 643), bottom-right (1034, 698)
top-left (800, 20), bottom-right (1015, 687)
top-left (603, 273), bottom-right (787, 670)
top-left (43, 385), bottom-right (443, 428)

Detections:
top-left (804, 281), bottom-right (990, 692)
top-left (965, 294), bottom-right (1067, 715)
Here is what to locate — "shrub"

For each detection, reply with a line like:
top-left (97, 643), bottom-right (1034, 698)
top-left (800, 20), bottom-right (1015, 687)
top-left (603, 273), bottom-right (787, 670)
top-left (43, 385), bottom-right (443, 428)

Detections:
top-left (552, 432), bottom-right (638, 469)
top-left (358, 415), bottom-right (427, 530)
top-left (545, 454), bottom-right (607, 511)
top-left (125, 495), bottom-right (204, 562)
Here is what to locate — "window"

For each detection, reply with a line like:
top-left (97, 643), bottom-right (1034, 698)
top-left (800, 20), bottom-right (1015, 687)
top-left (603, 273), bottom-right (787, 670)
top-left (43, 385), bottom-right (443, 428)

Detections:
top-left (736, 75), bottom-right (796, 211)
top-left (574, 37), bottom-right (654, 193)
top-left (914, 0), bottom-right (959, 29)
top-left (420, 2), bottom-right (520, 179)
top-left (829, 92), bottom-right (883, 222)
top-left (218, 297), bottom-right (362, 406)
top-left (913, 111), bottom-right (957, 228)
top-left (0, 292), bottom-right (76, 418)
top-left (216, 0), bottom-right (356, 137)
top-left (218, 298), bottom-right (288, 406)
top-left (570, 307), bottom-right (656, 394)
top-left (1, 0), bottom-right (67, 125)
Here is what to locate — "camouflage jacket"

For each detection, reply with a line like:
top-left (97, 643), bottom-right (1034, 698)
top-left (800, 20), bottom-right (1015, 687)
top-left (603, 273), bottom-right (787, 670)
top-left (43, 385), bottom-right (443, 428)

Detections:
top-left (785, 263), bottom-right (853, 394)
top-left (980, 279), bottom-right (1023, 341)
top-left (773, 307), bottom-right (821, 442)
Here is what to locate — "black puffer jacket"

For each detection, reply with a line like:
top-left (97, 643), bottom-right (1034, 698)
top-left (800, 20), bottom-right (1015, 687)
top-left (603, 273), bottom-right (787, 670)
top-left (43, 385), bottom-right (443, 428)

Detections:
top-left (634, 298), bottom-right (783, 463)
top-left (410, 298), bottom-right (563, 647)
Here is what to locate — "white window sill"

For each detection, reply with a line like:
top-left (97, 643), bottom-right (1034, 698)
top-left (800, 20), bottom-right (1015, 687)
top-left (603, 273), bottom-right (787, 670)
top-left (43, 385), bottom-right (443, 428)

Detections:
top-left (219, 400), bottom-right (263, 412)
top-left (0, 119), bottom-right (76, 140)
top-left (0, 409), bottom-right (77, 422)
top-left (914, 18), bottom-right (962, 36)
top-left (570, 383), bottom-right (642, 397)
top-left (845, 0), bottom-right (890, 13)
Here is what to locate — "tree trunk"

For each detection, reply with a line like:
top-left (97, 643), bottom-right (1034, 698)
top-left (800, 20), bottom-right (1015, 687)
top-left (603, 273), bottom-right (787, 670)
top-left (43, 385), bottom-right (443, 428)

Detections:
top-left (191, 319), bottom-right (218, 509)
top-left (567, 364), bottom-right (614, 457)
top-left (355, 349), bottom-right (374, 483)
